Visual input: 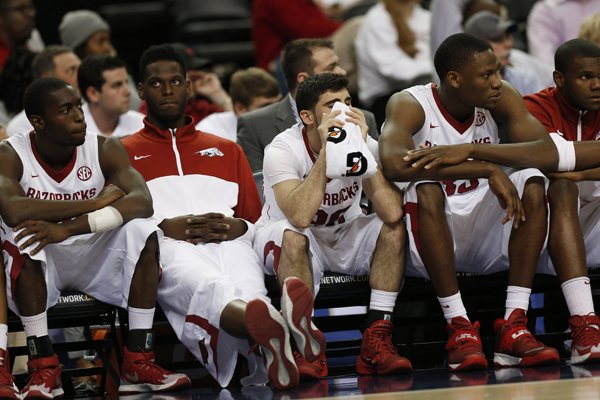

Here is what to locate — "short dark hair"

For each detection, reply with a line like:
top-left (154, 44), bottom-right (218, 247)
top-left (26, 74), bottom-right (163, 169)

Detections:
top-left (138, 43), bottom-right (187, 83)
top-left (296, 73), bottom-right (348, 114)
top-left (229, 67), bottom-right (280, 108)
top-left (77, 55), bottom-right (126, 101)
top-left (31, 45), bottom-right (74, 80)
top-left (434, 33), bottom-right (492, 82)
top-left (555, 38), bottom-right (600, 73)
top-left (24, 77), bottom-right (69, 119)
top-left (281, 38), bottom-right (334, 93)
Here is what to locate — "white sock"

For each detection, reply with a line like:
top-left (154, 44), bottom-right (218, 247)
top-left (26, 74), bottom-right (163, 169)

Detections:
top-left (369, 289), bottom-right (398, 313)
top-left (438, 292), bottom-right (468, 323)
top-left (128, 307), bottom-right (155, 330)
top-left (505, 286), bottom-right (531, 319)
top-left (561, 277), bottom-right (595, 317)
top-left (0, 324), bottom-right (7, 350)
top-left (21, 312), bottom-right (48, 337)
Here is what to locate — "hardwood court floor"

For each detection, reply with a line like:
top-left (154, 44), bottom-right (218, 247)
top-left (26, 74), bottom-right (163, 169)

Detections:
top-left (83, 363), bottom-right (600, 399)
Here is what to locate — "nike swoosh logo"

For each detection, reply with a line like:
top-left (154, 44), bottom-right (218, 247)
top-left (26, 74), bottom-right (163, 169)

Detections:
top-left (430, 123), bottom-right (438, 129)
top-left (31, 174), bottom-right (39, 178)
top-left (442, 305), bottom-right (450, 308)
top-left (134, 155), bottom-right (151, 160)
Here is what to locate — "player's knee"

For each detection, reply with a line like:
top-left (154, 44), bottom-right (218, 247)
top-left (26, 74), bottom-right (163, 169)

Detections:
top-left (522, 177), bottom-right (547, 212)
top-left (547, 178), bottom-right (579, 206)
top-left (281, 229), bottom-right (309, 256)
top-left (380, 219), bottom-right (406, 245)
top-left (415, 183), bottom-right (444, 213)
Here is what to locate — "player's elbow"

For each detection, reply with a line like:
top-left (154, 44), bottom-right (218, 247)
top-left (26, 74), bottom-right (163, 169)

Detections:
top-left (288, 214), bottom-right (312, 230)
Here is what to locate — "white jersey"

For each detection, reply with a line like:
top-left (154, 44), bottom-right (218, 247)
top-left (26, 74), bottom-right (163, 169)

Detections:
top-left (257, 123), bottom-right (372, 229)
top-left (404, 84), bottom-right (499, 213)
top-left (4, 132), bottom-right (104, 208)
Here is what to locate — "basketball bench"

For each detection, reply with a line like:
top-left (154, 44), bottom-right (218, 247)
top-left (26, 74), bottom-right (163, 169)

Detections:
top-left (266, 269), bottom-right (600, 373)
top-left (7, 292), bottom-right (121, 398)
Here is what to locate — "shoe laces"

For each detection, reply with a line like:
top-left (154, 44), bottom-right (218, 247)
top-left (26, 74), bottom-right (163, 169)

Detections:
top-left (26, 365), bottom-right (55, 387)
top-left (366, 323), bottom-right (398, 358)
top-left (503, 315), bottom-right (540, 347)
top-left (131, 351), bottom-right (169, 378)
top-left (572, 314), bottom-right (600, 347)
top-left (0, 366), bottom-right (14, 386)
top-left (447, 321), bottom-right (480, 351)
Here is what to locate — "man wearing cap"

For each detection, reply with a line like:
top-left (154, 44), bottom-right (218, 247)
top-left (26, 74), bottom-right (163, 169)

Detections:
top-left (59, 9), bottom-right (141, 111)
top-left (463, 10), bottom-right (546, 96)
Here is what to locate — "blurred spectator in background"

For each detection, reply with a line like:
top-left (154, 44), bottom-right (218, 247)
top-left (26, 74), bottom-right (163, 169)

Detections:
top-left (197, 67), bottom-right (281, 142)
top-left (464, 11), bottom-right (547, 95)
top-left (429, 0), bottom-right (500, 57)
top-left (59, 9), bottom-right (142, 111)
top-left (78, 55), bottom-right (144, 138)
top-left (579, 11), bottom-right (600, 47)
top-left (163, 43), bottom-right (234, 125)
top-left (355, 0), bottom-right (432, 126)
top-left (252, 0), bottom-right (342, 72)
top-left (0, 0), bottom-right (37, 125)
top-left (7, 45), bottom-right (81, 136)
top-left (527, 0), bottom-right (600, 66)
top-left (237, 38), bottom-right (378, 172)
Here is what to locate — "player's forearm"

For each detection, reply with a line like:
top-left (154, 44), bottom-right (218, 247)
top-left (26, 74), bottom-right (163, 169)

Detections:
top-left (106, 190), bottom-right (153, 223)
top-left (283, 154), bottom-right (328, 229)
top-left (0, 196), bottom-right (106, 227)
top-left (573, 142), bottom-right (600, 171)
top-left (575, 166), bottom-right (600, 181)
top-left (469, 140), bottom-right (558, 172)
top-left (363, 170), bottom-right (403, 224)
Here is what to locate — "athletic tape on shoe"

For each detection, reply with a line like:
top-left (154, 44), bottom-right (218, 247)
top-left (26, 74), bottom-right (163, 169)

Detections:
top-left (549, 132), bottom-right (576, 172)
top-left (87, 206), bottom-right (123, 232)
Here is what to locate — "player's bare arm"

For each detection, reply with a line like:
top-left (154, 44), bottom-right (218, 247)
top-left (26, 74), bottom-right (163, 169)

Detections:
top-left (362, 169), bottom-right (403, 224)
top-left (379, 92), bottom-right (525, 226)
top-left (98, 136), bottom-right (154, 221)
top-left (272, 111), bottom-right (344, 229)
top-left (380, 92), bottom-right (512, 182)
top-left (403, 85), bottom-right (559, 172)
top-left (159, 213), bottom-right (248, 244)
top-left (0, 143), bottom-right (124, 227)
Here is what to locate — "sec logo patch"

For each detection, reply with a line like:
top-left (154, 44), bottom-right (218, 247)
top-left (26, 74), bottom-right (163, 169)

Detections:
top-left (77, 166), bottom-right (92, 181)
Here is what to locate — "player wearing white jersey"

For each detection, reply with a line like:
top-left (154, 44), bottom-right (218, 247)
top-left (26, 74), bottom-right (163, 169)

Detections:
top-left (256, 73), bottom-right (410, 378)
top-left (380, 33), bottom-right (560, 372)
top-left (0, 78), bottom-right (189, 399)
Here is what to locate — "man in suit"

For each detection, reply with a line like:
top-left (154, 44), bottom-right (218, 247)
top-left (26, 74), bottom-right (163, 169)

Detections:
top-left (237, 38), bottom-right (379, 172)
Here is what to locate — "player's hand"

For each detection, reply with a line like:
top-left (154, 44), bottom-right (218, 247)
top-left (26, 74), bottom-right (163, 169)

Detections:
top-left (488, 168), bottom-right (525, 228)
top-left (13, 220), bottom-right (70, 255)
top-left (160, 213), bottom-right (247, 244)
top-left (547, 171), bottom-right (585, 182)
top-left (346, 107), bottom-right (368, 141)
top-left (403, 143), bottom-right (473, 170)
top-left (317, 110), bottom-right (343, 146)
top-left (97, 184), bottom-right (125, 206)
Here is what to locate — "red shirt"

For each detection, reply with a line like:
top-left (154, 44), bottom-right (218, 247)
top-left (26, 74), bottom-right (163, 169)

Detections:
top-left (121, 117), bottom-right (261, 223)
top-left (252, 0), bottom-right (341, 70)
top-left (524, 86), bottom-right (600, 142)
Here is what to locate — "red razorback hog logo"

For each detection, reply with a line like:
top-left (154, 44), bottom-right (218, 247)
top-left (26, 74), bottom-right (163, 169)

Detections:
top-left (77, 166), bottom-right (92, 181)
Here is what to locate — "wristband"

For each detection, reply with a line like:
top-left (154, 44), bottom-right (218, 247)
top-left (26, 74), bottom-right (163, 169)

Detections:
top-left (88, 206), bottom-right (123, 233)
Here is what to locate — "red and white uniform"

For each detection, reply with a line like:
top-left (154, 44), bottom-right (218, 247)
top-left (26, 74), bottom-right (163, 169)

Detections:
top-left (255, 123), bottom-right (383, 294)
top-left (403, 84), bottom-right (548, 278)
top-left (525, 87), bottom-right (600, 269)
top-left (0, 132), bottom-right (158, 313)
top-left (122, 118), bottom-right (268, 387)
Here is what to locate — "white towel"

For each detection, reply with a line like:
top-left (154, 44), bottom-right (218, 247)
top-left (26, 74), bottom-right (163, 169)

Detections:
top-left (325, 101), bottom-right (377, 180)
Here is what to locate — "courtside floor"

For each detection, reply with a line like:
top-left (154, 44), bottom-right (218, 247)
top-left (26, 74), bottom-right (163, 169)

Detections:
top-left (81, 363), bottom-right (600, 399)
